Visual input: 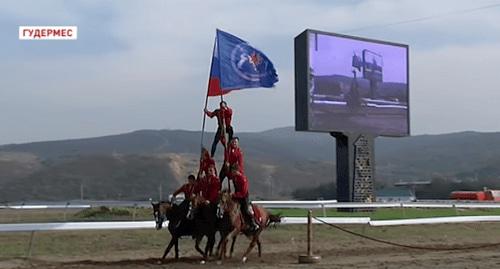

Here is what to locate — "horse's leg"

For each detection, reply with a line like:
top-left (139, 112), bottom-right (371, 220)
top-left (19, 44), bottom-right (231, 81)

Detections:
top-left (208, 232), bottom-right (215, 257)
top-left (257, 237), bottom-right (262, 258)
top-left (225, 228), bottom-right (240, 259)
top-left (205, 233), bottom-right (215, 261)
top-left (174, 237), bottom-right (179, 259)
top-left (215, 233), bottom-right (223, 257)
top-left (162, 237), bottom-right (176, 260)
top-left (194, 235), bottom-right (205, 257)
top-left (241, 232), bottom-right (261, 263)
top-left (210, 230), bottom-right (220, 257)
top-left (220, 234), bottom-right (229, 260)
top-left (229, 235), bottom-right (237, 258)
top-left (219, 228), bottom-right (236, 262)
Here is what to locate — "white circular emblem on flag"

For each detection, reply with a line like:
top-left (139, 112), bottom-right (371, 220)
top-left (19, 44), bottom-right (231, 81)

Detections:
top-left (230, 43), bottom-right (269, 82)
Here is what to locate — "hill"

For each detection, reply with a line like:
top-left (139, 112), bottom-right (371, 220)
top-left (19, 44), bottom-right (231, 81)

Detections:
top-left (1, 128), bottom-right (500, 201)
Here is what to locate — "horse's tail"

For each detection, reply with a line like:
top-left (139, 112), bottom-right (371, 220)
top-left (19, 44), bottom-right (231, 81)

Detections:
top-left (266, 213), bottom-right (282, 228)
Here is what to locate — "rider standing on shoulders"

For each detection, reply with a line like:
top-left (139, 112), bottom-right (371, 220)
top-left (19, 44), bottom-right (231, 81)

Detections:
top-left (203, 165), bottom-right (221, 205)
top-left (204, 101), bottom-right (234, 157)
top-left (220, 137), bottom-right (244, 185)
top-left (198, 147), bottom-right (216, 178)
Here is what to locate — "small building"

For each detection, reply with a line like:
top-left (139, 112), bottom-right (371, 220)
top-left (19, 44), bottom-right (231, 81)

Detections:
top-left (376, 188), bottom-right (415, 202)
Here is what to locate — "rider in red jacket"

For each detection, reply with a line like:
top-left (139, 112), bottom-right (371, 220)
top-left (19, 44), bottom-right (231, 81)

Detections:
top-left (231, 171), bottom-right (249, 200)
top-left (198, 147), bottom-right (216, 178)
top-left (230, 164), bottom-right (258, 232)
top-left (225, 138), bottom-right (244, 173)
top-left (220, 137), bottom-right (244, 185)
top-left (204, 101), bottom-right (234, 157)
top-left (172, 174), bottom-right (196, 203)
top-left (203, 166), bottom-right (221, 204)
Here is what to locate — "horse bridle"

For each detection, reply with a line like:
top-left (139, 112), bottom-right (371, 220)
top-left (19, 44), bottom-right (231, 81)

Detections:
top-left (153, 203), bottom-right (168, 229)
top-left (186, 202), bottom-right (195, 220)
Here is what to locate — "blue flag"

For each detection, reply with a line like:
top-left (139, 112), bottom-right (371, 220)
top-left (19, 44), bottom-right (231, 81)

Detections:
top-left (208, 29), bottom-right (278, 95)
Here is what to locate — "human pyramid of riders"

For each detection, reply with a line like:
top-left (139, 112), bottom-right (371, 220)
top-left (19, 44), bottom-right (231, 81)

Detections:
top-left (171, 101), bottom-right (260, 232)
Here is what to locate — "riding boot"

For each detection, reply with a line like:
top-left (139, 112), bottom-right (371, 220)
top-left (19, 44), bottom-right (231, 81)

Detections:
top-left (246, 205), bottom-right (259, 232)
top-left (249, 214), bottom-right (259, 232)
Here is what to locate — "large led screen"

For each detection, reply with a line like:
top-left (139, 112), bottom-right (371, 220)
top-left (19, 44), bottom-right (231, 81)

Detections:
top-left (295, 30), bottom-right (409, 136)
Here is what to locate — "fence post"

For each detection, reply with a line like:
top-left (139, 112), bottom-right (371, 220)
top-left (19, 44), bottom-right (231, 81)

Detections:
top-left (63, 202), bottom-right (70, 221)
top-left (26, 231), bottom-right (36, 258)
top-left (298, 210), bottom-right (321, 264)
top-left (133, 203), bottom-right (137, 221)
top-left (453, 204), bottom-right (459, 216)
top-left (401, 202), bottom-right (406, 218)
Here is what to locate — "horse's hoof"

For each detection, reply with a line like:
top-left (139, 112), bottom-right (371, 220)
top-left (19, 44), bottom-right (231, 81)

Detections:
top-left (242, 256), bottom-right (248, 263)
top-left (200, 260), bottom-right (206, 265)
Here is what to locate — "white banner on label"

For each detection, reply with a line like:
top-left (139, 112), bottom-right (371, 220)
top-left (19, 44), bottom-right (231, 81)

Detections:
top-left (19, 26), bottom-right (78, 40)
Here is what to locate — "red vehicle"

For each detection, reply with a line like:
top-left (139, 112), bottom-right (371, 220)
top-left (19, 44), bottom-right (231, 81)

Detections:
top-left (450, 190), bottom-right (500, 201)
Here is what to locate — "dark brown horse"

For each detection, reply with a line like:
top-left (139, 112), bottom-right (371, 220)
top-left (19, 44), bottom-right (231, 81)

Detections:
top-left (152, 200), bottom-right (194, 260)
top-left (190, 193), bottom-right (237, 259)
top-left (188, 195), bottom-right (217, 261)
top-left (152, 199), bottom-right (216, 263)
top-left (218, 190), bottom-right (281, 263)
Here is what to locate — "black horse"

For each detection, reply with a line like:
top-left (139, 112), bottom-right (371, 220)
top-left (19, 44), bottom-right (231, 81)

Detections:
top-left (152, 200), bottom-right (194, 260)
top-left (152, 198), bottom-right (219, 262)
top-left (188, 195), bottom-right (218, 260)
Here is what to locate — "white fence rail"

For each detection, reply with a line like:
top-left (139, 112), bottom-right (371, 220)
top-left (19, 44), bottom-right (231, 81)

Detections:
top-left (3, 200), bottom-right (500, 210)
top-left (369, 216), bottom-right (500, 226)
top-left (2, 215), bottom-right (500, 232)
top-left (0, 205), bottom-right (91, 210)
top-left (2, 200), bottom-right (500, 233)
top-left (254, 200), bottom-right (500, 209)
top-left (0, 221), bottom-right (155, 232)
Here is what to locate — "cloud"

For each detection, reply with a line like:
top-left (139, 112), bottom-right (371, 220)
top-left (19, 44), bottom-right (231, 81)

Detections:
top-left (411, 43), bottom-right (500, 134)
top-left (1, 0), bottom-right (500, 144)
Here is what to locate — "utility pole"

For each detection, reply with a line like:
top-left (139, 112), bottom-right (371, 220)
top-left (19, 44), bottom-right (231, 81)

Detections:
top-left (80, 183), bottom-right (84, 201)
top-left (159, 183), bottom-right (163, 201)
top-left (270, 176), bottom-right (273, 199)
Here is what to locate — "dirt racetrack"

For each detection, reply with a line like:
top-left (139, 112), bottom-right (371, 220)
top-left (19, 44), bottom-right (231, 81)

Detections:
top-left (1, 223), bottom-right (500, 269)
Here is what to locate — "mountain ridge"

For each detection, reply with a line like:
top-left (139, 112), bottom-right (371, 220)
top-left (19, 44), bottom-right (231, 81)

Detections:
top-left (1, 127), bottom-right (500, 202)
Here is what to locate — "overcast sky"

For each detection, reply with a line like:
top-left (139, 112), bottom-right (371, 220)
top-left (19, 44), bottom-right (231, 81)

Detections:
top-left (2, 0), bottom-right (500, 145)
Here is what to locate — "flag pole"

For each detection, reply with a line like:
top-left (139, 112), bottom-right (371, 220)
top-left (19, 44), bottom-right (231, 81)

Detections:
top-left (200, 37), bottom-right (217, 150)
top-left (213, 30), bottom-right (231, 192)
top-left (200, 91), bottom-right (209, 149)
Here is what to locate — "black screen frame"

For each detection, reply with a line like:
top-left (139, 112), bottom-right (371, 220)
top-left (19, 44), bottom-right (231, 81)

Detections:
top-left (294, 29), bottom-right (410, 137)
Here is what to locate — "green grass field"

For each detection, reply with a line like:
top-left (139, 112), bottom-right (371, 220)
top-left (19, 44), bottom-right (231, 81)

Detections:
top-left (0, 207), bottom-right (154, 224)
top-left (269, 207), bottom-right (500, 220)
top-left (2, 206), bottom-right (500, 224)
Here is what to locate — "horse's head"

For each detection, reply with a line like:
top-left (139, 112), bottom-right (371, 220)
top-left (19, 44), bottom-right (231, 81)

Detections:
top-left (219, 189), bottom-right (236, 214)
top-left (186, 194), bottom-right (208, 220)
top-left (190, 194), bottom-right (207, 209)
top-left (151, 201), bottom-right (173, 230)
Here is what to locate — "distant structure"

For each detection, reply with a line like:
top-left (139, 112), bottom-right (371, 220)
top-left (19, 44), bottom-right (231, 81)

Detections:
top-left (450, 189), bottom-right (500, 201)
top-left (376, 187), bottom-right (414, 202)
top-left (393, 180), bottom-right (431, 201)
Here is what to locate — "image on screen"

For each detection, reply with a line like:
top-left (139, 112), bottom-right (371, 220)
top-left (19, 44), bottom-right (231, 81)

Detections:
top-left (307, 31), bottom-right (409, 136)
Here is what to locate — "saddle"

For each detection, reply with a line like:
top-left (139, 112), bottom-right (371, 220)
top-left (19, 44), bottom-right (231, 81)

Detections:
top-left (237, 204), bottom-right (264, 230)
